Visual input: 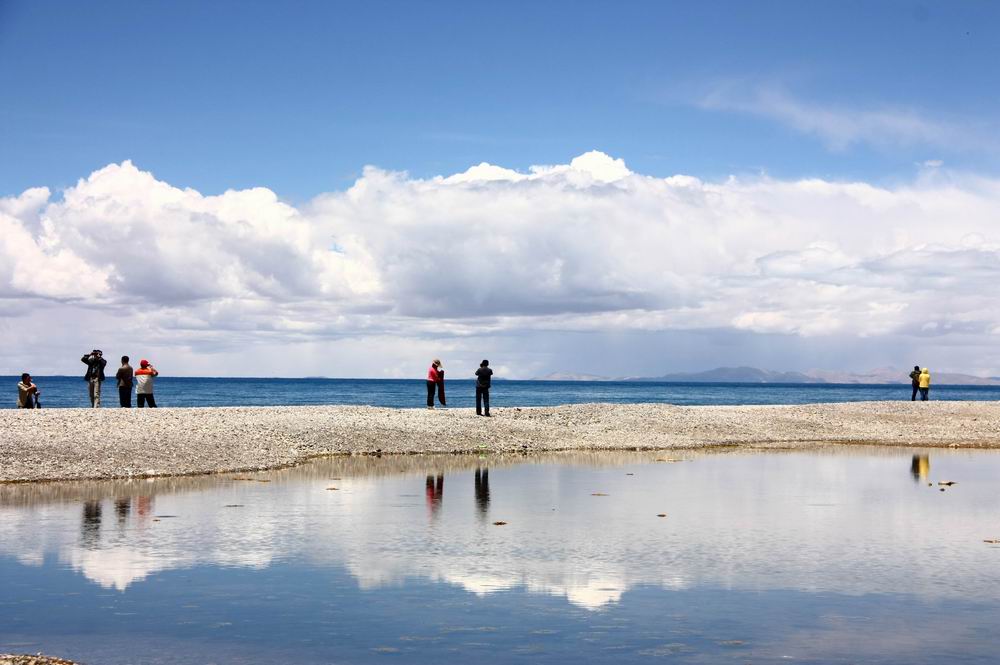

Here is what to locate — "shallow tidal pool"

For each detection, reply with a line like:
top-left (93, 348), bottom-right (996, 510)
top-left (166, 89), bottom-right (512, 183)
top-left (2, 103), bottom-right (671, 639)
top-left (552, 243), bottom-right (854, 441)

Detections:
top-left (2, 447), bottom-right (999, 664)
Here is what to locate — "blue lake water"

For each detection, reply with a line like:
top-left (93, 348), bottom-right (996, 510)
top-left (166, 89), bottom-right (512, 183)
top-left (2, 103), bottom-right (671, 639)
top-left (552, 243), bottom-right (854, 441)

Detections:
top-left (5, 376), bottom-right (1000, 409)
top-left (2, 448), bottom-right (1000, 664)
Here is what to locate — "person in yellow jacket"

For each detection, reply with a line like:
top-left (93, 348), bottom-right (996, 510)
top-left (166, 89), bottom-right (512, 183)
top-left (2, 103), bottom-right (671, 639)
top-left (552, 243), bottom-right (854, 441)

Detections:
top-left (918, 368), bottom-right (931, 401)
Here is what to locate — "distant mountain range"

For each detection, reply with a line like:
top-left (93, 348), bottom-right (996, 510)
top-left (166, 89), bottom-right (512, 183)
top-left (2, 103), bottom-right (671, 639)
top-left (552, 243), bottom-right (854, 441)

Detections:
top-left (533, 366), bottom-right (1000, 385)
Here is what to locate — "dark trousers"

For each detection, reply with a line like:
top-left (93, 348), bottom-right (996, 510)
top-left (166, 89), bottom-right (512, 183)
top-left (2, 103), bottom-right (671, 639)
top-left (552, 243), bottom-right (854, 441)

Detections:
top-left (919, 387), bottom-right (929, 401)
top-left (911, 384), bottom-right (919, 401)
top-left (476, 386), bottom-right (490, 415)
top-left (426, 381), bottom-right (436, 407)
top-left (119, 386), bottom-right (132, 408)
top-left (137, 393), bottom-right (157, 408)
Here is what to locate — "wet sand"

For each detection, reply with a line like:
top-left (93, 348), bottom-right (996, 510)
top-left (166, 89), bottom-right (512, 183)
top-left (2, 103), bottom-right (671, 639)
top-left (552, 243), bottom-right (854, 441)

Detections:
top-left (2, 401), bottom-right (1000, 483)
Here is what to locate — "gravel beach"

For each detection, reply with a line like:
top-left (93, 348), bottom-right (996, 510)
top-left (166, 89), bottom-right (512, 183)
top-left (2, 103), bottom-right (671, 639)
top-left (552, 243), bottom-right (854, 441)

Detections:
top-left (2, 401), bottom-right (1000, 483)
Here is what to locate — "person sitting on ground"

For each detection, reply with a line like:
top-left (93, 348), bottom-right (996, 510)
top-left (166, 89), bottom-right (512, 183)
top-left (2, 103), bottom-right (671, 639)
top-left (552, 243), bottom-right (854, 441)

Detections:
top-left (116, 356), bottom-right (134, 408)
top-left (135, 359), bottom-right (159, 408)
top-left (475, 359), bottom-right (493, 417)
top-left (918, 367), bottom-right (931, 401)
top-left (17, 373), bottom-right (39, 409)
top-left (909, 365), bottom-right (921, 401)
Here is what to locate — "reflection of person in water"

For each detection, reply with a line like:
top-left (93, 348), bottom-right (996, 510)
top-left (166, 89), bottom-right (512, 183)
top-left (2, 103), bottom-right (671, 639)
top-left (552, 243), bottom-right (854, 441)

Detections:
top-left (474, 467), bottom-right (490, 518)
top-left (130, 495), bottom-right (153, 528)
top-left (82, 500), bottom-right (102, 548)
top-left (425, 474), bottom-right (444, 517)
top-left (910, 454), bottom-right (930, 482)
top-left (115, 497), bottom-right (131, 526)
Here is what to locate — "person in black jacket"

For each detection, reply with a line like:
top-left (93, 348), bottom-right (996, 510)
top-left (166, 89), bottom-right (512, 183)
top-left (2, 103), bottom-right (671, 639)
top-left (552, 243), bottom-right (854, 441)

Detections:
top-left (908, 365), bottom-right (921, 401)
top-left (116, 356), bottom-right (134, 408)
top-left (81, 349), bottom-right (107, 408)
top-left (475, 359), bottom-right (493, 417)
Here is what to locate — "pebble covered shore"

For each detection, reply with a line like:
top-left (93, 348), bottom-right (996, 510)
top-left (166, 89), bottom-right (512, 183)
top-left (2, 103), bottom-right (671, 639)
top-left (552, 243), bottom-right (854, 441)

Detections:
top-left (3, 401), bottom-right (1000, 483)
top-left (0, 656), bottom-right (77, 665)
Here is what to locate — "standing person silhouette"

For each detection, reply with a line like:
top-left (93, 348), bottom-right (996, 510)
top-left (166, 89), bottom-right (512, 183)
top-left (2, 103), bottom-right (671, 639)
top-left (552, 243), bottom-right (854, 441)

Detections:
top-left (426, 359), bottom-right (444, 409)
top-left (908, 365), bottom-right (921, 401)
top-left (116, 356), bottom-right (134, 408)
top-left (475, 359), bottom-right (493, 417)
top-left (135, 359), bottom-right (159, 408)
top-left (918, 368), bottom-right (931, 401)
top-left (436, 363), bottom-right (447, 407)
top-left (81, 349), bottom-right (107, 408)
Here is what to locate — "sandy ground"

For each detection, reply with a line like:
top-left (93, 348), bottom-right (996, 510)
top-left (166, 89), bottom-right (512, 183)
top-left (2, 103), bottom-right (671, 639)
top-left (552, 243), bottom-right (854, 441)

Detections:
top-left (2, 401), bottom-right (1000, 483)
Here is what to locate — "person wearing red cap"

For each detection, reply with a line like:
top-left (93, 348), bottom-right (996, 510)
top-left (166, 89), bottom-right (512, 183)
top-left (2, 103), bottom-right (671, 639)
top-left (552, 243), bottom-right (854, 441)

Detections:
top-left (135, 359), bottom-right (159, 408)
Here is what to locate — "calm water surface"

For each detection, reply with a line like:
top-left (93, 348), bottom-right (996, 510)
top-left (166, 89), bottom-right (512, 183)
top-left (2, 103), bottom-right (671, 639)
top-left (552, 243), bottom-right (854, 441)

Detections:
top-left (5, 376), bottom-right (1000, 408)
top-left (2, 448), bottom-right (1000, 664)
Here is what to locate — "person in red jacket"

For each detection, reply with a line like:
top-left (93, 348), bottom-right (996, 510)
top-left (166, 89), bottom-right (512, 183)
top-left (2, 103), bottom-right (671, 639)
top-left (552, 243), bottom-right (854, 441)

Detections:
top-left (426, 359), bottom-right (445, 408)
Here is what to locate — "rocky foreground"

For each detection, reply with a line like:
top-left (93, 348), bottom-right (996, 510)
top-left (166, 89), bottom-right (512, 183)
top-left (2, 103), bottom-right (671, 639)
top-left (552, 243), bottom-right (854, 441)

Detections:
top-left (2, 401), bottom-right (1000, 483)
top-left (0, 655), bottom-right (77, 665)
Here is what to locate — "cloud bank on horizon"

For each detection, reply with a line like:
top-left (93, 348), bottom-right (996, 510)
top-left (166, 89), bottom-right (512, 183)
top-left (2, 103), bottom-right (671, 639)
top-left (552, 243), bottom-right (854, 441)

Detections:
top-left (4, 151), bottom-right (1000, 377)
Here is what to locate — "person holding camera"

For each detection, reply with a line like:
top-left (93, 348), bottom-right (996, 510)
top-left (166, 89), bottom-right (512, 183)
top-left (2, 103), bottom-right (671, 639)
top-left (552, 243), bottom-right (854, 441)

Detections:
top-left (81, 349), bottom-right (107, 408)
top-left (475, 359), bottom-right (493, 417)
top-left (17, 373), bottom-right (39, 409)
top-left (135, 359), bottom-right (159, 408)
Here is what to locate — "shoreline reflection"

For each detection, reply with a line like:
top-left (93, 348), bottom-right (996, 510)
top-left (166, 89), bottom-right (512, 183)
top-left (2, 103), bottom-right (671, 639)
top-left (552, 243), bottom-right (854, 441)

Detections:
top-left (425, 474), bottom-right (444, 518)
top-left (911, 454), bottom-right (930, 482)
top-left (1, 447), bottom-right (998, 611)
top-left (474, 467), bottom-right (490, 519)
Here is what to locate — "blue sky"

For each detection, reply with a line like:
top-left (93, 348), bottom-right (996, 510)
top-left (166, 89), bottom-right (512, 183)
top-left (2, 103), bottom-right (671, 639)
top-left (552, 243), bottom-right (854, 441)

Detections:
top-left (4, 1), bottom-right (1000, 378)
top-left (3, 1), bottom-right (998, 200)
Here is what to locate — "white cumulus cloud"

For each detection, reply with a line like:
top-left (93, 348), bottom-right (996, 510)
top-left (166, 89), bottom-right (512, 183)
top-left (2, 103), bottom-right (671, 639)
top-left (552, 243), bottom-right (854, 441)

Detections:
top-left (4, 153), bottom-right (1000, 376)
